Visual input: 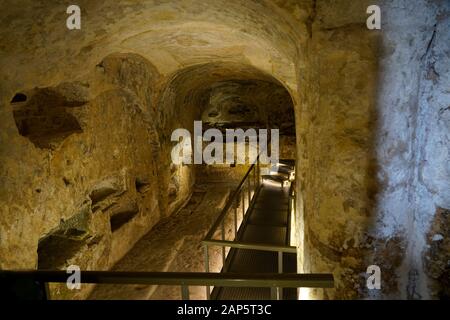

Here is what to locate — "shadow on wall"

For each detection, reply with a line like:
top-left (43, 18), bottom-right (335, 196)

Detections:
top-left (300, 22), bottom-right (388, 299)
top-left (302, 1), bottom-right (450, 300)
top-left (11, 84), bottom-right (88, 149)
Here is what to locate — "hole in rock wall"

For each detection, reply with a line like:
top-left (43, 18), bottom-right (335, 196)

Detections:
top-left (208, 110), bottom-right (219, 118)
top-left (110, 202), bottom-right (140, 232)
top-left (63, 177), bottom-right (71, 186)
top-left (90, 184), bottom-right (118, 206)
top-left (135, 177), bottom-right (151, 194)
top-left (38, 235), bottom-right (86, 270)
top-left (89, 178), bottom-right (124, 212)
top-left (13, 107), bottom-right (82, 149)
top-left (37, 210), bottom-right (90, 269)
top-left (11, 84), bottom-right (88, 149)
top-left (10, 93), bottom-right (27, 104)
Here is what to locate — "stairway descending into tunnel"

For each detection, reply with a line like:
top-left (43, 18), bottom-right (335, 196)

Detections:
top-left (0, 160), bottom-right (334, 300)
top-left (203, 159), bottom-right (300, 300)
top-left (215, 183), bottom-right (296, 299)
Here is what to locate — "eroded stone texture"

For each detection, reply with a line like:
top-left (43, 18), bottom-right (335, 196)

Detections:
top-left (89, 182), bottom-right (236, 300)
top-left (11, 83), bottom-right (88, 149)
top-left (0, 53), bottom-right (192, 299)
top-left (295, 0), bottom-right (449, 299)
top-left (296, 0), bottom-right (382, 299)
top-left (424, 208), bottom-right (450, 299)
top-left (0, 0), bottom-right (448, 300)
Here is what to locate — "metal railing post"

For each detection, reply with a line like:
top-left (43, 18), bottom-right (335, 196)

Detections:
top-left (204, 245), bottom-right (210, 300)
top-left (44, 282), bottom-right (51, 300)
top-left (270, 287), bottom-right (277, 300)
top-left (288, 194), bottom-right (292, 218)
top-left (257, 158), bottom-right (260, 187)
top-left (241, 191), bottom-right (245, 219)
top-left (234, 201), bottom-right (238, 237)
top-left (247, 178), bottom-right (251, 205)
top-left (278, 251), bottom-right (283, 273)
top-left (278, 251), bottom-right (283, 300)
top-left (253, 165), bottom-right (257, 193)
top-left (221, 220), bottom-right (226, 266)
top-left (181, 285), bottom-right (190, 300)
top-left (288, 189), bottom-right (292, 246)
top-left (4, 270), bottom-right (334, 300)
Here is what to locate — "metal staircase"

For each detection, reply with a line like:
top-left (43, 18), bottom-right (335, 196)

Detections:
top-left (0, 158), bottom-right (334, 300)
top-left (202, 157), bottom-right (333, 300)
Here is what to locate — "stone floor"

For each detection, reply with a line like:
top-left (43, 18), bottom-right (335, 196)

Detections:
top-left (88, 182), bottom-right (238, 300)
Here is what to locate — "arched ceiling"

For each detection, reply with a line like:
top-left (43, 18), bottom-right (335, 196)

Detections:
top-left (0, 0), bottom-right (311, 99)
top-left (157, 61), bottom-right (295, 136)
top-left (202, 80), bottom-right (295, 135)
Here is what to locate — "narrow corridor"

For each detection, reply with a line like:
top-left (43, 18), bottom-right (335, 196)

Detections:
top-left (214, 182), bottom-right (297, 300)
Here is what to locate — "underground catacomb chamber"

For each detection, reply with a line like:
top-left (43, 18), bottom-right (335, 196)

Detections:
top-left (0, 0), bottom-right (449, 302)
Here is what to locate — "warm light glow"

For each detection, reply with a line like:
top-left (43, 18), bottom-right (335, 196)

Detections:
top-left (299, 288), bottom-right (312, 300)
top-left (262, 179), bottom-right (283, 187)
top-left (290, 197), bottom-right (297, 246)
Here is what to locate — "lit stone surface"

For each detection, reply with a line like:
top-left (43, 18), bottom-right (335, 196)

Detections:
top-left (296, 0), bottom-right (449, 299)
top-left (89, 182), bottom-right (234, 300)
top-left (0, 0), bottom-right (448, 300)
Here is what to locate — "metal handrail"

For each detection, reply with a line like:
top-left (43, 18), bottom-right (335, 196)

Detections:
top-left (0, 162), bottom-right (332, 301)
top-left (199, 158), bottom-right (318, 300)
top-left (287, 181), bottom-right (295, 246)
top-left (203, 155), bottom-right (261, 241)
top-left (203, 240), bottom-right (297, 253)
top-left (0, 270), bottom-right (334, 300)
top-left (201, 155), bottom-right (297, 299)
top-left (0, 270), bottom-right (333, 287)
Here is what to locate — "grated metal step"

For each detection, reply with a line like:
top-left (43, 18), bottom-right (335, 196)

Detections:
top-left (214, 183), bottom-right (296, 300)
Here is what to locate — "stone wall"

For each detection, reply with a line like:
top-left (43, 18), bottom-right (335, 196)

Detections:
top-left (0, 0), bottom-right (448, 300)
top-left (295, 0), bottom-right (449, 299)
top-left (0, 52), bottom-right (198, 299)
top-left (414, 6), bottom-right (450, 299)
